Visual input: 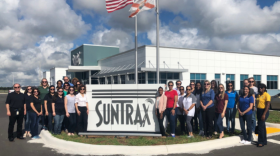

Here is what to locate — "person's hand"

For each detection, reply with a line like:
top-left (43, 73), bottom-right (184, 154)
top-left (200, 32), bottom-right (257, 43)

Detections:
top-left (37, 112), bottom-right (40, 116)
top-left (155, 111), bottom-right (158, 117)
top-left (221, 113), bottom-right (225, 118)
top-left (53, 112), bottom-right (56, 116)
top-left (202, 106), bottom-right (206, 111)
top-left (46, 111), bottom-right (49, 116)
top-left (160, 113), bottom-right (163, 119)
top-left (240, 112), bottom-right (244, 116)
top-left (171, 109), bottom-right (175, 115)
top-left (184, 110), bottom-right (189, 115)
top-left (66, 113), bottom-right (70, 118)
top-left (7, 111), bottom-right (11, 116)
top-left (252, 107), bottom-right (255, 111)
top-left (87, 109), bottom-right (89, 115)
top-left (261, 114), bottom-right (266, 121)
top-left (77, 111), bottom-right (81, 116)
top-left (24, 110), bottom-right (26, 115)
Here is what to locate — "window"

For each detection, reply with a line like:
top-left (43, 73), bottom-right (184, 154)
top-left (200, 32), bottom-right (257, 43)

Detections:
top-left (159, 72), bottom-right (180, 84)
top-left (107, 77), bottom-right (112, 84)
top-left (215, 74), bottom-right (220, 79)
top-left (113, 76), bottom-right (118, 84)
top-left (240, 74), bottom-right (248, 89)
top-left (138, 73), bottom-right (146, 84)
top-left (253, 75), bottom-right (261, 87)
top-left (120, 75), bottom-right (125, 84)
top-left (267, 75), bottom-right (278, 89)
top-left (226, 74), bottom-right (235, 88)
top-left (190, 73), bottom-right (206, 84)
top-left (148, 72), bottom-right (156, 84)
top-left (99, 78), bottom-right (105, 84)
top-left (128, 74), bottom-right (135, 81)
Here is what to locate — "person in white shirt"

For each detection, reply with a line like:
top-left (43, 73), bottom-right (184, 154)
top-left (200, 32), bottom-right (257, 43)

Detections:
top-left (183, 86), bottom-right (197, 138)
top-left (75, 85), bottom-right (89, 137)
top-left (177, 86), bottom-right (186, 134)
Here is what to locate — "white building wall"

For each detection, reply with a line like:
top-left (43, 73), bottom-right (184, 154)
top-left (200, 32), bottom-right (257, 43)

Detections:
top-left (43, 71), bottom-right (50, 84)
top-left (50, 68), bottom-right (67, 87)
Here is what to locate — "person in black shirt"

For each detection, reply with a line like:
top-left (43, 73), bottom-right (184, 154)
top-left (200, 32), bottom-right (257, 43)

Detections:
top-left (30, 88), bottom-right (42, 139)
top-left (52, 88), bottom-right (65, 135)
top-left (5, 83), bottom-right (26, 141)
top-left (44, 85), bottom-right (55, 133)
top-left (23, 86), bottom-right (33, 138)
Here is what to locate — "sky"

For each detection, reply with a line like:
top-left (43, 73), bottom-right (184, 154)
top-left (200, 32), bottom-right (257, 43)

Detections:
top-left (0, 0), bottom-right (280, 87)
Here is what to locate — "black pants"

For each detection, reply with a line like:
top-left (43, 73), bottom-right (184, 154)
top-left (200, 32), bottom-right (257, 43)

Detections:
top-left (8, 108), bottom-right (24, 138)
top-left (202, 106), bottom-right (215, 137)
top-left (156, 109), bottom-right (166, 136)
top-left (178, 115), bottom-right (186, 133)
top-left (257, 109), bottom-right (269, 145)
top-left (77, 107), bottom-right (88, 133)
top-left (47, 112), bottom-right (53, 133)
top-left (67, 113), bottom-right (77, 133)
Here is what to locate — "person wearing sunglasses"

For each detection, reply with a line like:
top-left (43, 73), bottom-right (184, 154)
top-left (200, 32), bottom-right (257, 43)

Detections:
top-left (75, 85), bottom-right (89, 137)
top-left (193, 82), bottom-right (204, 136)
top-left (65, 86), bottom-right (77, 136)
top-left (200, 80), bottom-right (215, 139)
top-left (238, 86), bottom-right (254, 145)
top-left (249, 77), bottom-right (258, 140)
top-left (62, 76), bottom-right (74, 87)
top-left (75, 81), bottom-right (81, 93)
top-left (52, 88), bottom-right (65, 135)
top-left (56, 80), bottom-right (63, 91)
top-left (211, 80), bottom-right (219, 135)
top-left (183, 86), bottom-right (197, 138)
top-left (155, 87), bottom-right (167, 138)
top-left (225, 82), bottom-right (238, 134)
top-left (177, 86), bottom-right (186, 135)
top-left (215, 84), bottom-right (228, 139)
top-left (6, 83), bottom-right (26, 141)
top-left (44, 85), bottom-right (56, 133)
top-left (190, 81), bottom-right (195, 93)
top-left (164, 81), bottom-right (178, 138)
top-left (23, 86), bottom-right (33, 138)
top-left (30, 88), bottom-right (42, 139)
top-left (63, 82), bottom-right (70, 96)
top-left (256, 83), bottom-right (270, 147)
top-left (38, 78), bottom-right (49, 131)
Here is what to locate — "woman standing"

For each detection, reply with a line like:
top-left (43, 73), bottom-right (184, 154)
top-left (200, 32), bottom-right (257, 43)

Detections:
top-left (190, 81), bottom-right (195, 93)
top-left (44, 85), bottom-right (55, 132)
top-left (238, 86), bottom-right (254, 145)
top-left (75, 81), bottom-right (81, 93)
top-left (38, 78), bottom-right (49, 130)
top-left (177, 86), bottom-right (186, 134)
top-left (56, 80), bottom-right (63, 90)
top-left (75, 85), bottom-right (89, 136)
top-left (65, 87), bottom-right (76, 136)
top-left (30, 88), bottom-right (42, 139)
top-left (23, 86), bottom-right (32, 138)
top-left (52, 88), bottom-right (65, 135)
top-left (164, 81), bottom-right (178, 138)
top-left (63, 82), bottom-right (70, 96)
top-left (225, 82), bottom-right (238, 134)
top-left (192, 82), bottom-right (203, 134)
top-left (155, 87), bottom-right (167, 138)
top-left (256, 83), bottom-right (270, 147)
top-left (71, 78), bottom-right (79, 87)
top-left (200, 80), bottom-right (215, 139)
top-left (249, 77), bottom-right (258, 139)
top-left (215, 84), bottom-right (228, 139)
top-left (211, 80), bottom-right (218, 135)
top-left (183, 86), bottom-right (197, 138)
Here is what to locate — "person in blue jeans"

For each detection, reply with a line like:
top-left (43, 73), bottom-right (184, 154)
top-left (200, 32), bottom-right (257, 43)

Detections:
top-left (23, 86), bottom-right (33, 138)
top-left (52, 88), bottom-right (65, 135)
top-left (44, 85), bottom-right (56, 133)
top-left (225, 82), bottom-right (238, 134)
top-left (238, 86), bottom-right (254, 145)
top-left (193, 82), bottom-right (204, 135)
top-left (30, 88), bottom-right (42, 139)
top-left (249, 77), bottom-right (258, 138)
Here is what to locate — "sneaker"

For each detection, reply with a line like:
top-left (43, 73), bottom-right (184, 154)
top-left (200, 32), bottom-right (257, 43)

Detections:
top-left (23, 133), bottom-right (27, 138)
top-left (187, 135), bottom-right (194, 138)
top-left (244, 141), bottom-right (251, 145)
top-left (32, 136), bottom-right (38, 139)
top-left (252, 132), bottom-right (257, 141)
top-left (36, 136), bottom-right (41, 139)
top-left (171, 134), bottom-right (175, 138)
top-left (214, 131), bottom-right (218, 135)
top-left (239, 140), bottom-right (246, 144)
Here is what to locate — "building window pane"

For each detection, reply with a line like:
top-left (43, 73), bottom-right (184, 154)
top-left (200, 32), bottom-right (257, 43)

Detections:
top-left (240, 74), bottom-right (248, 89)
top-left (113, 76), bottom-right (118, 84)
top-left (226, 74), bottom-right (235, 89)
top-left (99, 78), bottom-right (105, 84)
top-left (254, 75), bottom-right (261, 87)
top-left (120, 75), bottom-right (125, 84)
top-left (190, 73), bottom-right (195, 79)
top-left (215, 74), bottom-right (220, 79)
top-left (174, 73), bottom-right (179, 79)
top-left (107, 77), bottom-right (111, 84)
top-left (190, 73), bottom-right (206, 84)
top-left (267, 75), bottom-right (278, 89)
top-left (128, 74), bottom-right (135, 81)
top-left (138, 73), bottom-right (146, 84)
top-left (167, 73), bottom-right (173, 79)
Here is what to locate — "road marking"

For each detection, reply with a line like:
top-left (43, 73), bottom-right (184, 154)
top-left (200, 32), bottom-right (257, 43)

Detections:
top-left (268, 139), bottom-right (280, 144)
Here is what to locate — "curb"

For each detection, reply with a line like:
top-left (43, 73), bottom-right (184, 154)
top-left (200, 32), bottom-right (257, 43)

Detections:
top-left (266, 122), bottom-right (280, 129)
top-left (28, 131), bottom-right (242, 156)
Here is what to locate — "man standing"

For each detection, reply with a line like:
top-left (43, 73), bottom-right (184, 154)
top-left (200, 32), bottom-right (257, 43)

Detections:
top-left (6, 83), bottom-right (26, 141)
top-left (62, 76), bottom-right (74, 87)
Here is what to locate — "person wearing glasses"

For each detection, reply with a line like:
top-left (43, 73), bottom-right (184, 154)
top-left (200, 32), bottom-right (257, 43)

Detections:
top-left (177, 86), bottom-right (186, 134)
top-left (75, 81), bottom-right (81, 93)
top-left (6, 83), bottom-right (26, 141)
top-left (238, 86), bottom-right (254, 145)
top-left (155, 87), bottom-right (167, 138)
top-left (190, 81), bottom-right (195, 93)
top-left (30, 88), bottom-right (42, 139)
top-left (75, 85), bottom-right (89, 136)
top-left (63, 82), bottom-right (70, 96)
top-left (56, 80), bottom-right (63, 91)
top-left (211, 80), bottom-right (219, 135)
top-left (225, 82), bottom-right (238, 134)
top-left (52, 88), bottom-right (65, 135)
top-left (65, 86), bottom-right (77, 136)
top-left (62, 76), bottom-right (74, 87)
top-left (23, 86), bottom-right (33, 138)
top-left (38, 78), bottom-right (49, 130)
top-left (164, 81), bottom-right (178, 138)
top-left (249, 77), bottom-right (258, 139)
top-left (215, 84), bottom-right (228, 139)
top-left (44, 85), bottom-right (56, 133)
top-left (183, 86), bottom-right (197, 138)
top-left (200, 80), bottom-right (215, 139)
top-left (193, 82), bottom-right (204, 136)
top-left (256, 83), bottom-right (270, 147)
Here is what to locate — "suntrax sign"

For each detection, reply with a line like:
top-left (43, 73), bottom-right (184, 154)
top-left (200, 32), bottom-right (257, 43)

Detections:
top-left (86, 84), bottom-right (162, 133)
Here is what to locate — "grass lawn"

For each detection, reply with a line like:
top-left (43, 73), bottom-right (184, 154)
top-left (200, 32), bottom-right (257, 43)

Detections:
top-left (235, 109), bottom-right (280, 124)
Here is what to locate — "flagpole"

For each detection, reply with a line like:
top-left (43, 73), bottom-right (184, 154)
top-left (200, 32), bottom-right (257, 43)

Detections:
top-left (156, 0), bottom-right (160, 84)
top-left (135, 15), bottom-right (138, 84)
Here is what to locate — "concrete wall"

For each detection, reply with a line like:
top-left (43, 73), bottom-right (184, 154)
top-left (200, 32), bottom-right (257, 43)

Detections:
top-left (50, 68), bottom-right (67, 87)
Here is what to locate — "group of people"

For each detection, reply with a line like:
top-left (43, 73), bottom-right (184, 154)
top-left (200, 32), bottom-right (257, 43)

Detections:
top-left (155, 77), bottom-right (270, 147)
top-left (6, 76), bottom-right (89, 141)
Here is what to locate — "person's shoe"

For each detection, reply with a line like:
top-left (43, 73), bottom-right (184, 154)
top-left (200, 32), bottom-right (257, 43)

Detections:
top-left (36, 135), bottom-right (41, 139)
top-left (239, 140), bottom-right (246, 144)
top-left (199, 130), bottom-right (204, 136)
top-left (187, 135), bottom-right (194, 138)
top-left (244, 141), bottom-right (251, 145)
top-left (23, 133), bottom-right (27, 138)
top-left (65, 129), bottom-right (68, 133)
top-left (71, 133), bottom-right (75, 136)
top-left (214, 131), bottom-right (218, 135)
top-left (32, 136), bottom-right (38, 139)
top-left (8, 137), bottom-right (14, 142)
top-left (171, 134), bottom-right (175, 138)
top-left (27, 133), bottom-right (32, 137)
top-left (252, 132), bottom-right (257, 141)
top-left (17, 136), bottom-right (25, 140)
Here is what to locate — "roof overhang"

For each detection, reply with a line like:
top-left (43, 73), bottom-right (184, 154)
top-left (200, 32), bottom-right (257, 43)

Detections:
top-left (67, 66), bottom-right (101, 72)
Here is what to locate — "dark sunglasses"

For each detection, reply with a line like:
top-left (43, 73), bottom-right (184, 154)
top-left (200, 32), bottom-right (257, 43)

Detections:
top-left (186, 89), bottom-right (191, 91)
top-left (81, 88), bottom-right (85, 90)
top-left (176, 83), bottom-right (181, 85)
top-left (77, 84), bottom-right (81, 85)
top-left (229, 85), bottom-right (233, 87)
top-left (58, 91), bottom-right (63, 92)
top-left (28, 88), bottom-right (32, 90)
top-left (168, 85), bottom-right (173, 86)
top-left (33, 91), bottom-right (38, 93)
top-left (180, 89), bottom-right (184, 91)
top-left (191, 84), bottom-right (195, 85)
top-left (50, 89), bottom-right (55, 91)
top-left (14, 87), bottom-right (20, 89)
top-left (249, 81), bottom-right (254, 83)
top-left (65, 84), bottom-right (69, 86)
top-left (204, 83), bottom-right (210, 85)
top-left (42, 81), bottom-right (47, 83)
top-left (70, 89), bottom-right (74, 91)
top-left (219, 87), bottom-right (223, 89)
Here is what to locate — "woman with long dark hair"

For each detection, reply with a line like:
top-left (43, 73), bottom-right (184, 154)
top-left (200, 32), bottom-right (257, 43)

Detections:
top-left (225, 82), bottom-right (238, 134)
top-left (30, 88), bottom-right (42, 139)
top-left (177, 86), bottom-right (186, 134)
top-left (211, 80), bottom-right (218, 135)
top-left (256, 83), bottom-right (270, 147)
top-left (65, 86), bottom-right (76, 136)
top-left (52, 88), bottom-right (65, 135)
top-left (23, 86), bottom-right (32, 138)
top-left (56, 80), bottom-right (63, 91)
top-left (44, 85), bottom-right (55, 132)
top-left (63, 82), bottom-right (70, 96)
top-left (215, 84), bottom-right (228, 139)
top-left (155, 86), bottom-right (167, 138)
top-left (192, 82), bottom-right (203, 135)
top-left (75, 85), bottom-right (89, 136)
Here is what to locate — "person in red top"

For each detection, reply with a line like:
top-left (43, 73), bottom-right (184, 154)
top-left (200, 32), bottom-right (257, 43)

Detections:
top-left (215, 84), bottom-right (228, 139)
top-left (165, 81), bottom-right (178, 137)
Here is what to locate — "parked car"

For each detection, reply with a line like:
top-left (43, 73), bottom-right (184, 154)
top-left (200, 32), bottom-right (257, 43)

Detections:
top-left (8, 87), bottom-right (26, 94)
top-left (270, 93), bottom-right (280, 110)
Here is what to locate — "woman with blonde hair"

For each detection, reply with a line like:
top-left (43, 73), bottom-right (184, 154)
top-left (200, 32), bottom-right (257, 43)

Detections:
top-left (200, 80), bottom-right (215, 139)
top-left (38, 78), bottom-right (49, 130)
top-left (215, 84), bottom-right (228, 139)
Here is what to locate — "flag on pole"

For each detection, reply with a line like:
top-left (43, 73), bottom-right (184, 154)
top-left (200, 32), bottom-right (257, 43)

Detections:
top-left (129, 0), bottom-right (156, 18)
top-left (106, 0), bottom-right (133, 13)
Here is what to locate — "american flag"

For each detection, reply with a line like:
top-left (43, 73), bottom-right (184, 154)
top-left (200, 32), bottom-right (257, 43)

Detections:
top-left (106, 0), bottom-right (133, 13)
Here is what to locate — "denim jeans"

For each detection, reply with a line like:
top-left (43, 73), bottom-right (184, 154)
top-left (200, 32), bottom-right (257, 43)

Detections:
top-left (47, 113), bottom-right (53, 133)
top-left (198, 108), bottom-right (204, 131)
top-left (215, 113), bottom-right (224, 133)
top-left (25, 111), bottom-right (31, 131)
top-left (53, 115), bottom-right (65, 134)
top-left (239, 114), bottom-right (252, 141)
top-left (257, 109), bottom-right (269, 145)
top-left (29, 111), bottom-right (40, 137)
top-left (165, 108), bottom-right (177, 134)
top-left (225, 107), bottom-right (236, 133)
top-left (252, 109), bottom-right (257, 132)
